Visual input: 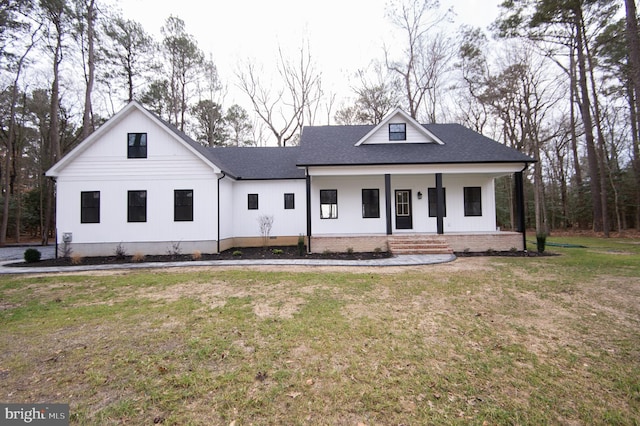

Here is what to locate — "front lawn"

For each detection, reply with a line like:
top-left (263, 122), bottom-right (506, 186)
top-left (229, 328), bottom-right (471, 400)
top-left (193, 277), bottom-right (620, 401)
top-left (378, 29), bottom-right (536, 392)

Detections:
top-left (1, 236), bottom-right (639, 424)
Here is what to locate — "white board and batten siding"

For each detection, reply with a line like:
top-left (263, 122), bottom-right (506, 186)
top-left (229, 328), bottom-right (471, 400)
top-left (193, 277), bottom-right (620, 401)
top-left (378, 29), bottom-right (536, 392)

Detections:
top-left (54, 108), bottom-right (219, 255)
top-left (230, 180), bottom-right (306, 238)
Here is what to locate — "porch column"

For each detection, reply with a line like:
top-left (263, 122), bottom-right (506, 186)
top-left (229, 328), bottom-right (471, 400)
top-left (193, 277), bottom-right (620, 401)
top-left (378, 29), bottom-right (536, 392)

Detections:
top-left (514, 171), bottom-right (526, 251)
top-left (436, 173), bottom-right (444, 235)
top-left (306, 172), bottom-right (312, 253)
top-left (385, 174), bottom-right (392, 235)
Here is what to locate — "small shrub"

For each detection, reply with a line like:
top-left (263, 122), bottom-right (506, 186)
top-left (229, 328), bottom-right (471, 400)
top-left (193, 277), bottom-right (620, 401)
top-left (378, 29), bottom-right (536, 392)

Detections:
top-left (258, 215), bottom-right (274, 247)
top-left (114, 243), bottom-right (127, 259)
top-left (463, 248), bottom-right (471, 253)
top-left (272, 249), bottom-right (284, 255)
top-left (346, 247), bottom-right (354, 255)
top-left (510, 247), bottom-right (518, 253)
top-left (167, 242), bottom-right (182, 257)
top-left (374, 247), bottom-right (382, 254)
top-left (232, 250), bottom-right (243, 257)
top-left (192, 250), bottom-right (202, 261)
top-left (132, 252), bottom-right (145, 263)
top-left (322, 249), bottom-right (332, 257)
top-left (70, 253), bottom-right (83, 265)
top-left (24, 248), bottom-right (41, 263)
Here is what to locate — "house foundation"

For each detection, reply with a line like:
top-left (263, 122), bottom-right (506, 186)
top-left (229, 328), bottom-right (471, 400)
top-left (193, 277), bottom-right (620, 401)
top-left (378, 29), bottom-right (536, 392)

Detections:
top-left (310, 232), bottom-right (524, 254)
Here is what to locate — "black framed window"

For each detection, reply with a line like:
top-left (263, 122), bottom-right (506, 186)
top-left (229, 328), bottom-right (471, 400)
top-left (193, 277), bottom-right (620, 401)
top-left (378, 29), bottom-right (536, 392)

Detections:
top-left (248, 193), bottom-right (258, 210)
top-left (428, 188), bottom-right (447, 217)
top-left (174, 189), bottom-right (193, 221)
top-left (128, 190), bottom-right (147, 222)
top-left (284, 193), bottom-right (295, 209)
top-left (464, 187), bottom-right (482, 217)
top-left (81, 191), bottom-right (100, 223)
top-left (128, 133), bottom-right (147, 158)
top-left (362, 189), bottom-right (380, 218)
top-left (389, 123), bottom-right (406, 141)
top-left (320, 189), bottom-right (338, 219)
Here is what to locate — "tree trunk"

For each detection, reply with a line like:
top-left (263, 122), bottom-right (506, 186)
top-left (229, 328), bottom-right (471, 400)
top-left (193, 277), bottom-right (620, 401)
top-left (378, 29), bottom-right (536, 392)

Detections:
top-left (81, 0), bottom-right (96, 140)
top-left (574, 12), bottom-right (603, 232)
top-left (625, 0), bottom-right (640, 229)
top-left (583, 19), bottom-right (610, 236)
top-left (43, 32), bottom-right (63, 246)
top-left (1, 32), bottom-right (37, 244)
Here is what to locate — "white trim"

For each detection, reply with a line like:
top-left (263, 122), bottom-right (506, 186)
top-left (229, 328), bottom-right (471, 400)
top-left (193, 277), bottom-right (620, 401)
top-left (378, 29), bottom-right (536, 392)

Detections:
top-left (306, 163), bottom-right (527, 176)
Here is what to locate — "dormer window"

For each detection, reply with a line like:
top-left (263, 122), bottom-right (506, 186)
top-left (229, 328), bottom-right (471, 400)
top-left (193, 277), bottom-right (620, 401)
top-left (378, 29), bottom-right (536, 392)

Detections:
top-left (389, 123), bottom-right (406, 141)
top-left (128, 133), bottom-right (147, 158)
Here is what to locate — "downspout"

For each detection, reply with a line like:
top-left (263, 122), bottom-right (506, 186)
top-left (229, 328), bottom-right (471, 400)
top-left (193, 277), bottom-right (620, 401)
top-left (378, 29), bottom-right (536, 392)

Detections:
top-left (49, 176), bottom-right (58, 259)
top-left (217, 171), bottom-right (226, 253)
top-left (305, 167), bottom-right (312, 253)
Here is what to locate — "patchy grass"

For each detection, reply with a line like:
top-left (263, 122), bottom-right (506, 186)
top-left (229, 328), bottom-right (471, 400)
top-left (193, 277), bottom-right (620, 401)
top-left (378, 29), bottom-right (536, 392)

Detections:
top-left (0, 236), bottom-right (639, 424)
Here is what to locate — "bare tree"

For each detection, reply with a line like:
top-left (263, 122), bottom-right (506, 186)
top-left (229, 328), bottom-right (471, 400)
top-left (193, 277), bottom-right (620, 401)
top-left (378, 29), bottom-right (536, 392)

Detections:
top-left (336, 65), bottom-right (399, 125)
top-left (236, 41), bottom-right (322, 146)
top-left (384, 0), bottom-right (452, 120)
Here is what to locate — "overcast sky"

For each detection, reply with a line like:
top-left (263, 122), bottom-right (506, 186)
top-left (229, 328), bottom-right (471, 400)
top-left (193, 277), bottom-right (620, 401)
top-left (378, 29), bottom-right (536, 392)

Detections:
top-left (117, 0), bottom-right (502, 121)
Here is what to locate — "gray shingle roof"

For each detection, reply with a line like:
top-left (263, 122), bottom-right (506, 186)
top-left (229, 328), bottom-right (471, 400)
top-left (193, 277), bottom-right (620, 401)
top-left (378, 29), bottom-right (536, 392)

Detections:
top-left (207, 147), bottom-right (305, 180)
top-left (297, 123), bottom-right (535, 166)
top-left (155, 102), bottom-right (532, 180)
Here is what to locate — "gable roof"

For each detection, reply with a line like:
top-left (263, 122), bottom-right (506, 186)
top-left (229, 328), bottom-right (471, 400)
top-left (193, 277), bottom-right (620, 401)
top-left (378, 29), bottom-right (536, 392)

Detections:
top-left (297, 123), bottom-right (535, 167)
top-left (46, 101), bottom-right (221, 176)
top-left (354, 107), bottom-right (444, 146)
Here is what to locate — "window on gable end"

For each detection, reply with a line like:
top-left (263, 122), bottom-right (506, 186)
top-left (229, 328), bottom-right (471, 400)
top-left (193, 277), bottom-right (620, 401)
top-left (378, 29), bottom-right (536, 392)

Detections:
top-left (128, 133), bottom-right (147, 158)
top-left (389, 123), bottom-right (406, 141)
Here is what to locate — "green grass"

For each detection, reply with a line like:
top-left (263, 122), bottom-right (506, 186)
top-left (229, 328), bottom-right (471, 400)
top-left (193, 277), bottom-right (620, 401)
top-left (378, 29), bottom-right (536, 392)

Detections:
top-left (0, 235), bottom-right (639, 424)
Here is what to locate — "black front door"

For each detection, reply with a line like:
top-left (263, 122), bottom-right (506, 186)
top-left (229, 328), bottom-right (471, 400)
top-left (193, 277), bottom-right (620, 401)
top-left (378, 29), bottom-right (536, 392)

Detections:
top-left (395, 190), bottom-right (412, 229)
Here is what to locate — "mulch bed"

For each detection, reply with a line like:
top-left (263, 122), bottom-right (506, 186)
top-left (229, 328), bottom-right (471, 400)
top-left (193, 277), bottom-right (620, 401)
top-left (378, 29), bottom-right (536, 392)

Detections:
top-left (8, 246), bottom-right (393, 268)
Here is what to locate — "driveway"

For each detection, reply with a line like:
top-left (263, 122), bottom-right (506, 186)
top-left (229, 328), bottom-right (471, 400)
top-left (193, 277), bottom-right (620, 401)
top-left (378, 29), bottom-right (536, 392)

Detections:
top-left (0, 245), bottom-right (56, 262)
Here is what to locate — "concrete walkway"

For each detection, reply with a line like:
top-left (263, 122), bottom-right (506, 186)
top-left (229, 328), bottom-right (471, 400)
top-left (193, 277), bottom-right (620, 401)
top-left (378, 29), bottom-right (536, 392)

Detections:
top-left (0, 246), bottom-right (456, 274)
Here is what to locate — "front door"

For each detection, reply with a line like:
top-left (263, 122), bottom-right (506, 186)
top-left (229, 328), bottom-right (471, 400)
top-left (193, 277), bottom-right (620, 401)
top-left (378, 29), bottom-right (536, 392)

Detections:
top-left (395, 190), bottom-right (412, 229)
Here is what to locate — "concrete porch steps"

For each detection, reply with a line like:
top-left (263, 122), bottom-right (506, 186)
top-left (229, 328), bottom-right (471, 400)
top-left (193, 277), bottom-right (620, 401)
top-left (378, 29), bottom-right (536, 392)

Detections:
top-left (387, 235), bottom-right (454, 255)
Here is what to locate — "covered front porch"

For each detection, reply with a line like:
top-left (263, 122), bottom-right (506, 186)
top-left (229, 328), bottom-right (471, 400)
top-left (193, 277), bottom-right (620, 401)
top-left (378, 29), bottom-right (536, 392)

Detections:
top-left (305, 165), bottom-right (528, 253)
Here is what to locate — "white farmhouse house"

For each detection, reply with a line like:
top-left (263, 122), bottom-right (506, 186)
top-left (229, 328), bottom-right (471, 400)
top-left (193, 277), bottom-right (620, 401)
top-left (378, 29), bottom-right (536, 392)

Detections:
top-left (46, 101), bottom-right (534, 257)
